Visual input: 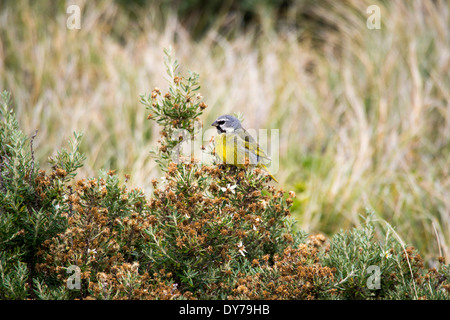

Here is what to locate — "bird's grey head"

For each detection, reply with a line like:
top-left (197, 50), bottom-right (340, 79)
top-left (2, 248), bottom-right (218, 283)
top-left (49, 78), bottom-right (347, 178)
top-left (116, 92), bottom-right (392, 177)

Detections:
top-left (211, 115), bottom-right (242, 133)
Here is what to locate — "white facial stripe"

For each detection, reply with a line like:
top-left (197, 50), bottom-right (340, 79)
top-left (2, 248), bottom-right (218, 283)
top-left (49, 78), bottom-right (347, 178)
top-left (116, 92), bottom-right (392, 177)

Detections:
top-left (224, 127), bottom-right (235, 133)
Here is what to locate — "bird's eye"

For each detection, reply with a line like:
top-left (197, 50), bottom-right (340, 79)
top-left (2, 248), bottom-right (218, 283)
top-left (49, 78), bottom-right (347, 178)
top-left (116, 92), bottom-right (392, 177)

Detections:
top-left (217, 120), bottom-right (225, 125)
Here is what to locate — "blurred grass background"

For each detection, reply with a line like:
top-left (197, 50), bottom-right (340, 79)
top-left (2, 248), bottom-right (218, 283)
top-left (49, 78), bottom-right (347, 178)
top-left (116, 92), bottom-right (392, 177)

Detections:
top-left (0, 0), bottom-right (449, 264)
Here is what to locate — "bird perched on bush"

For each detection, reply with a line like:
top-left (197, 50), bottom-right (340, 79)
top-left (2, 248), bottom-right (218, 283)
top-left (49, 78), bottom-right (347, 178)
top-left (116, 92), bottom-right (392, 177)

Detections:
top-left (211, 114), bottom-right (278, 183)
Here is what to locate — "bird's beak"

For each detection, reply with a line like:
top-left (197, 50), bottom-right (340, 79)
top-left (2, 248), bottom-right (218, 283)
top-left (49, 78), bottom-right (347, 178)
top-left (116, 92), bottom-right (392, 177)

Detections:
top-left (211, 121), bottom-right (218, 127)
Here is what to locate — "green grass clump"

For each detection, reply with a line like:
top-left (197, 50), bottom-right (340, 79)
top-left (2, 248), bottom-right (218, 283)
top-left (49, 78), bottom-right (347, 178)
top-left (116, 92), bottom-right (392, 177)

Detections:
top-left (323, 214), bottom-right (450, 300)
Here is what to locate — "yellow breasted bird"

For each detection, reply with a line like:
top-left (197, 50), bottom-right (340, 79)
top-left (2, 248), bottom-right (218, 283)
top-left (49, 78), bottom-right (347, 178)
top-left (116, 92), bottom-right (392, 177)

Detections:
top-left (211, 115), bottom-right (278, 183)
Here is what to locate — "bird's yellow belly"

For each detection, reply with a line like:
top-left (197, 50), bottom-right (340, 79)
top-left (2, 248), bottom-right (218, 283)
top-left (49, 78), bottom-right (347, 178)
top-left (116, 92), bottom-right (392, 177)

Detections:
top-left (214, 133), bottom-right (278, 183)
top-left (215, 133), bottom-right (253, 167)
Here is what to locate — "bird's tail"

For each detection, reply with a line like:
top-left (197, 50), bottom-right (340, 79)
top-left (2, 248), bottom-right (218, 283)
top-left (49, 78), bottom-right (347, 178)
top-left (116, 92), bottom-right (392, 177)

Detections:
top-left (259, 164), bottom-right (278, 183)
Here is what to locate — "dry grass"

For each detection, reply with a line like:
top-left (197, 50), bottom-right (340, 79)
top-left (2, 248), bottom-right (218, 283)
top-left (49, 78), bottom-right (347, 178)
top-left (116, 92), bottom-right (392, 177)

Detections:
top-left (1, 0), bottom-right (449, 263)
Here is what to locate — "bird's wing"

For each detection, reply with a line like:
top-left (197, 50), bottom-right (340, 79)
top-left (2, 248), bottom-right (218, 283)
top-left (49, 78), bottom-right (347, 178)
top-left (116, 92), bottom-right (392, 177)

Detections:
top-left (236, 128), bottom-right (272, 162)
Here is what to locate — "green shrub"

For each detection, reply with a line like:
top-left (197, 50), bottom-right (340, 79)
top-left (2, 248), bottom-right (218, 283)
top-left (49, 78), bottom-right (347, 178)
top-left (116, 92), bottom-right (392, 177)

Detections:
top-left (0, 91), bottom-right (76, 298)
top-left (322, 214), bottom-right (450, 300)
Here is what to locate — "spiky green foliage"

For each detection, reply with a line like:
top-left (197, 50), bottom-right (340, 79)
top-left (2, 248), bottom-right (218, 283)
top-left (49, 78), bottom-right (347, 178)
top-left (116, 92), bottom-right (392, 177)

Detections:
top-left (323, 213), bottom-right (450, 300)
top-left (0, 91), bottom-right (83, 298)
